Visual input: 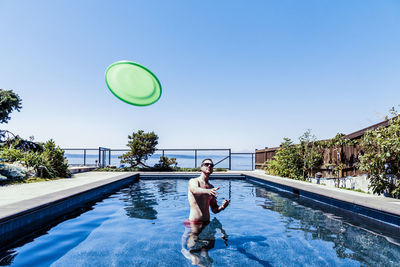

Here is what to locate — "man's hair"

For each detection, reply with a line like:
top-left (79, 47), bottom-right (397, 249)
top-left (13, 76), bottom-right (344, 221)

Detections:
top-left (201, 158), bottom-right (213, 166)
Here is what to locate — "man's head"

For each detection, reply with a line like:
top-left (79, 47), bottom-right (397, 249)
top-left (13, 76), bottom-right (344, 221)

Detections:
top-left (200, 158), bottom-right (214, 175)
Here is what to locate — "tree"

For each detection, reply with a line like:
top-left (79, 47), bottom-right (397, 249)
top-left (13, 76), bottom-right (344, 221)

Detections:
top-left (264, 138), bottom-right (303, 180)
top-left (359, 112), bottom-right (400, 197)
top-left (299, 129), bottom-right (324, 179)
top-left (325, 133), bottom-right (355, 187)
top-left (0, 89), bottom-right (22, 124)
top-left (119, 130), bottom-right (158, 167)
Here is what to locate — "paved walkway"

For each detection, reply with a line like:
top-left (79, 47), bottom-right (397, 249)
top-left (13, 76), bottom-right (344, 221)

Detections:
top-left (0, 172), bottom-right (131, 207)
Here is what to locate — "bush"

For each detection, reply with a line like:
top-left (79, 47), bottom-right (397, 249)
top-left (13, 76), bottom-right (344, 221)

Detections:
top-left (39, 140), bottom-right (70, 178)
top-left (0, 139), bottom-right (70, 179)
top-left (264, 138), bottom-right (303, 180)
top-left (95, 166), bottom-right (227, 172)
top-left (264, 130), bottom-right (325, 181)
top-left (153, 156), bottom-right (178, 171)
top-left (299, 130), bottom-right (324, 178)
top-left (359, 114), bottom-right (400, 197)
top-left (175, 167), bottom-right (227, 172)
top-left (0, 147), bottom-right (24, 162)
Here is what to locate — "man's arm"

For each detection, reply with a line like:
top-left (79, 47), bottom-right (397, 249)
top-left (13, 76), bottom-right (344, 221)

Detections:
top-left (210, 197), bottom-right (229, 213)
top-left (189, 179), bottom-right (219, 196)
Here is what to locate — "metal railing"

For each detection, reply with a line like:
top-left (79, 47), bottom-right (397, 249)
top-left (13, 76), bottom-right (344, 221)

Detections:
top-left (63, 147), bottom-right (255, 170)
top-left (230, 152), bottom-right (254, 170)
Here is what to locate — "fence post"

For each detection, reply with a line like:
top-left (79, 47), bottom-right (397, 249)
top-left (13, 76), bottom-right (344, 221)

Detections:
top-left (109, 149), bottom-right (111, 166)
top-left (84, 149), bottom-right (86, 166)
top-left (98, 147), bottom-right (101, 167)
top-left (195, 150), bottom-right (197, 168)
top-left (252, 153), bottom-right (254, 170)
top-left (229, 149), bottom-right (231, 170)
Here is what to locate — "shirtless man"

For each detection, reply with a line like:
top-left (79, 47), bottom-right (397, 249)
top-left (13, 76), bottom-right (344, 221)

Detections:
top-left (182, 159), bottom-right (229, 264)
top-left (188, 158), bottom-right (229, 222)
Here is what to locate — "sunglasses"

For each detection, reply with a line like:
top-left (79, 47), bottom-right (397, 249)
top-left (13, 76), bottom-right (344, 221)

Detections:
top-left (202, 163), bottom-right (214, 167)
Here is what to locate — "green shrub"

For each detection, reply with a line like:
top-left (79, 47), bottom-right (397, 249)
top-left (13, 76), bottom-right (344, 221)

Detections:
top-left (0, 147), bottom-right (24, 162)
top-left (359, 113), bottom-right (400, 197)
top-left (95, 166), bottom-right (227, 172)
top-left (299, 130), bottom-right (325, 178)
top-left (153, 156), bottom-right (178, 171)
top-left (173, 167), bottom-right (201, 172)
top-left (39, 140), bottom-right (70, 178)
top-left (264, 138), bottom-right (303, 180)
top-left (0, 139), bottom-right (70, 179)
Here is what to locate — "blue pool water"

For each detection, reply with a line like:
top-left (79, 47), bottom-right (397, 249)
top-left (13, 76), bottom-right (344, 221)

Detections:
top-left (2, 179), bottom-right (400, 266)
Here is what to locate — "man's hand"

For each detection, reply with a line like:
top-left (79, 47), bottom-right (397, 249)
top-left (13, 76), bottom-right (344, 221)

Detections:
top-left (208, 187), bottom-right (220, 197)
top-left (221, 199), bottom-right (229, 210)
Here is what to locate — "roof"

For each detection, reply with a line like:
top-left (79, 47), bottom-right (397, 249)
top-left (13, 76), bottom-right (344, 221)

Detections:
top-left (256, 117), bottom-right (395, 152)
top-left (345, 119), bottom-right (390, 140)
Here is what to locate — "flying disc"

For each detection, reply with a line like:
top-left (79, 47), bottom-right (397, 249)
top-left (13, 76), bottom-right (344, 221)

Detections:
top-left (105, 61), bottom-right (162, 106)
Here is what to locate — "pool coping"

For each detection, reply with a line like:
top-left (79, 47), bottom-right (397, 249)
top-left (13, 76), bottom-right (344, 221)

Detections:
top-left (242, 171), bottom-right (400, 228)
top-left (1, 170), bottom-right (400, 248)
top-left (0, 172), bottom-right (139, 248)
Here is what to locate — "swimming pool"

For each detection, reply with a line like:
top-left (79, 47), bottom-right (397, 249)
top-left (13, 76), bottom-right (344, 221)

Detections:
top-left (1, 178), bottom-right (400, 266)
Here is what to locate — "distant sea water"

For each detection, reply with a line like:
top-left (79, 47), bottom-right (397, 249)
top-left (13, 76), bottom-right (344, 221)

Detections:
top-left (64, 150), bottom-right (255, 171)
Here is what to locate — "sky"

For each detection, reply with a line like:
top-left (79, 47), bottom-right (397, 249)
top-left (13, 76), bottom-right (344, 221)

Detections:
top-left (1, 0), bottom-right (400, 152)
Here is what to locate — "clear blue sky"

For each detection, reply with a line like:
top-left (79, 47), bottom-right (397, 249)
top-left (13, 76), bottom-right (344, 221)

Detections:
top-left (1, 0), bottom-right (400, 151)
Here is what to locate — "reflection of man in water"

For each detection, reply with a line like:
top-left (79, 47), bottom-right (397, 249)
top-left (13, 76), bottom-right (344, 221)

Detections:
top-left (181, 158), bottom-right (230, 266)
top-left (188, 158), bottom-right (229, 222)
top-left (181, 218), bottom-right (228, 267)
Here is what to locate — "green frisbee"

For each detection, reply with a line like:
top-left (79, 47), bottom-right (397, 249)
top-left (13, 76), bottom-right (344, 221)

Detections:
top-left (105, 61), bottom-right (162, 106)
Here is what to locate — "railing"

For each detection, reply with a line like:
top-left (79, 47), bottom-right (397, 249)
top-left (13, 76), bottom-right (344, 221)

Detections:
top-left (231, 152), bottom-right (254, 171)
top-left (63, 148), bottom-right (255, 170)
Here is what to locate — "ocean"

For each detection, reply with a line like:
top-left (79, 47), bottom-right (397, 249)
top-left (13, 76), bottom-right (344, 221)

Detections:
top-left (64, 150), bottom-right (254, 171)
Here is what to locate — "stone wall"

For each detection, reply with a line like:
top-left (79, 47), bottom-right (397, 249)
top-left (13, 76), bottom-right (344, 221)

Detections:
top-left (307, 175), bottom-right (372, 193)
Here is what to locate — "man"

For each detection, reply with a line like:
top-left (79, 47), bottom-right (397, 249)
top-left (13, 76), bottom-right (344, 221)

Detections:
top-left (181, 159), bottom-right (229, 264)
top-left (187, 158), bottom-right (229, 222)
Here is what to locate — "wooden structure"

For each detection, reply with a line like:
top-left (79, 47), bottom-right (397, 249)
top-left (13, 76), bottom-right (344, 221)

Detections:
top-left (255, 119), bottom-right (391, 177)
top-left (255, 147), bottom-right (280, 170)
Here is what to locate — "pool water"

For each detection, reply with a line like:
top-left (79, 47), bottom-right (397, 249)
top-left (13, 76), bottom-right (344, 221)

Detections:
top-left (2, 179), bottom-right (400, 266)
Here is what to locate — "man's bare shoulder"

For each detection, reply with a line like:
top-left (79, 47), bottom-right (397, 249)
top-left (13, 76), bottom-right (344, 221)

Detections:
top-left (188, 177), bottom-right (200, 188)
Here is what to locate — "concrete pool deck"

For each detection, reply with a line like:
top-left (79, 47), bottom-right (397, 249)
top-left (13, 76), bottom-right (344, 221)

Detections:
top-left (0, 171), bottom-right (140, 248)
top-left (1, 170), bottom-right (400, 247)
top-left (0, 172), bottom-right (134, 208)
top-left (241, 171), bottom-right (400, 218)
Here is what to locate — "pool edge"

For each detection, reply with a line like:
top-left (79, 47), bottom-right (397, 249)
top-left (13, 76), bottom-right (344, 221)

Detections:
top-left (2, 171), bottom-right (400, 249)
top-left (242, 171), bottom-right (400, 229)
top-left (0, 173), bottom-right (139, 249)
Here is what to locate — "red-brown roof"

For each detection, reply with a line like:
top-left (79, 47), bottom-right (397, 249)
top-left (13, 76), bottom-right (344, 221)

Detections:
top-left (345, 119), bottom-right (390, 140)
top-left (257, 117), bottom-right (393, 152)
